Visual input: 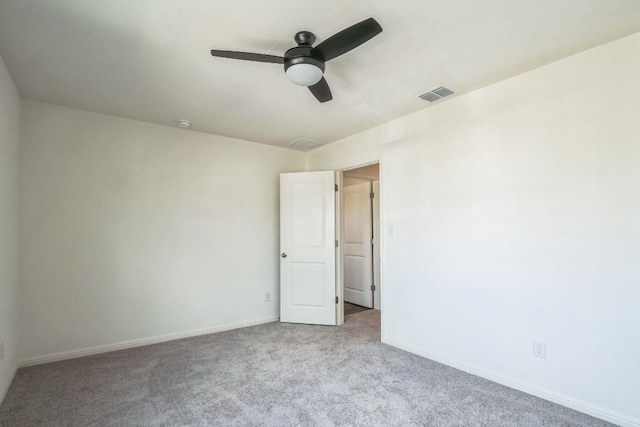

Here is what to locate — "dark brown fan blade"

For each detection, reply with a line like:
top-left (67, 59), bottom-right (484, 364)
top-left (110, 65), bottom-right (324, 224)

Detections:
top-left (210, 50), bottom-right (284, 64)
top-left (313, 18), bottom-right (382, 62)
top-left (308, 77), bottom-right (332, 103)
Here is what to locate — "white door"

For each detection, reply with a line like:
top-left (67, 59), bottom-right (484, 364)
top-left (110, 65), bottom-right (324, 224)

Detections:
top-left (343, 181), bottom-right (373, 308)
top-left (280, 171), bottom-right (336, 325)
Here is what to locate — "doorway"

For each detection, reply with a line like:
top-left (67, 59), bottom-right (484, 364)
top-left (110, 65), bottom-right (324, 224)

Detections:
top-left (278, 165), bottom-right (380, 327)
top-left (339, 163), bottom-right (380, 322)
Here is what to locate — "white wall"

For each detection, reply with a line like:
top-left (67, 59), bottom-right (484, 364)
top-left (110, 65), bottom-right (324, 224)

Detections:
top-left (18, 100), bottom-right (305, 362)
top-left (0, 54), bottom-right (20, 401)
top-left (309, 33), bottom-right (640, 425)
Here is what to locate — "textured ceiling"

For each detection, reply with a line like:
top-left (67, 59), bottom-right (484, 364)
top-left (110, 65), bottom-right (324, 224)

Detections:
top-left (1, 1), bottom-right (639, 149)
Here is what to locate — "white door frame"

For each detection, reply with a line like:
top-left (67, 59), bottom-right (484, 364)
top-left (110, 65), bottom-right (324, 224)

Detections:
top-left (372, 180), bottom-right (381, 310)
top-left (335, 161), bottom-right (382, 326)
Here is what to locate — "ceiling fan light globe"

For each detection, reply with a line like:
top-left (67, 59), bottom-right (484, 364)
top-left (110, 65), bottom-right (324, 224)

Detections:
top-left (286, 63), bottom-right (323, 86)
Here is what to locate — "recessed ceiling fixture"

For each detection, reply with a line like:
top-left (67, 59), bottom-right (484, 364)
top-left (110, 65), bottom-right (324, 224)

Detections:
top-left (177, 119), bottom-right (192, 129)
top-left (419, 86), bottom-right (455, 102)
top-left (210, 17), bottom-right (383, 103)
top-left (288, 138), bottom-right (324, 151)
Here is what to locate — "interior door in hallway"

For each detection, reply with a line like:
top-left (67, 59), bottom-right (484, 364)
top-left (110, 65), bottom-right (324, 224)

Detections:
top-left (343, 181), bottom-right (373, 308)
top-left (280, 171), bottom-right (336, 325)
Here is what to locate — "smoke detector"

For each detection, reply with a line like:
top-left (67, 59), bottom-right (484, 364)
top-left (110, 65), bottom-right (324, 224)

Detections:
top-left (419, 86), bottom-right (455, 103)
top-left (177, 119), bottom-right (192, 129)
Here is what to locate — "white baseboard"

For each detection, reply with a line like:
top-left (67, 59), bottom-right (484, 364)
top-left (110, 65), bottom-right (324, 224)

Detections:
top-left (19, 316), bottom-right (279, 368)
top-left (384, 338), bottom-right (639, 427)
top-left (0, 365), bottom-right (18, 407)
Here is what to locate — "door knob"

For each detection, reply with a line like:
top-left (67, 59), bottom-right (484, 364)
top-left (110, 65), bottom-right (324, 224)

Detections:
top-left (281, 252), bottom-right (287, 258)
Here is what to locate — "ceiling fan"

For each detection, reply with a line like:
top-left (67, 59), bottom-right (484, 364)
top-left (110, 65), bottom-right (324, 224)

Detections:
top-left (210, 17), bottom-right (382, 103)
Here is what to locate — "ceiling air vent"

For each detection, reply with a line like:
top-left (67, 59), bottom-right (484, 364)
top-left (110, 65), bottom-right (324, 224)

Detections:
top-left (419, 86), bottom-right (455, 102)
top-left (288, 138), bottom-right (325, 151)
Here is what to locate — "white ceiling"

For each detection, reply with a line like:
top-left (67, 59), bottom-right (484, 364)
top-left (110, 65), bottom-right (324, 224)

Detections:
top-left (1, 1), bottom-right (639, 149)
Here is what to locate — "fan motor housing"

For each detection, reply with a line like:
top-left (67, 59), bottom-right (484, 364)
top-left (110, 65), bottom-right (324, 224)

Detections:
top-left (283, 46), bottom-right (325, 72)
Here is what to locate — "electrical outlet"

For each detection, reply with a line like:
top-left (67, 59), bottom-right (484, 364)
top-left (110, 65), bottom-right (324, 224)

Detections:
top-left (0, 341), bottom-right (4, 361)
top-left (265, 292), bottom-right (271, 302)
top-left (533, 339), bottom-right (546, 359)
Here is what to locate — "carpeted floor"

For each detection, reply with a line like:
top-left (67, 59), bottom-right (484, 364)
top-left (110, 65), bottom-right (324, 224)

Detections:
top-left (0, 311), bottom-right (613, 426)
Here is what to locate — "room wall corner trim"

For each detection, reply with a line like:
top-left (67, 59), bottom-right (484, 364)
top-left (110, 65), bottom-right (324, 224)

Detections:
top-left (18, 316), bottom-right (280, 368)
top-left (0, 365), bottom-right (18, 407)
top-left (383, 338), bottom-right (640, 427)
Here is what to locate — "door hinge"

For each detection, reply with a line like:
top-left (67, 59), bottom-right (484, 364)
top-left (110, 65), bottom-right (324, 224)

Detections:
top-left (335, 240), bottom-right (339, 248)
top-left (370, 238), bottom-right (375, 245)
top-left (336, 296), bottom-right (339, 304)
top-left (370, 192), bottom-right (375, 199)
top-left (371, 284), bottom-right (376, 291)
top-left (335, 184), bottom-right (338, 192)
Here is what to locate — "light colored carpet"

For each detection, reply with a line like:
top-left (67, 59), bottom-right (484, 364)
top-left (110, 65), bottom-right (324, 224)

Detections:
top-left (0, 311), bottom-right (613, 426)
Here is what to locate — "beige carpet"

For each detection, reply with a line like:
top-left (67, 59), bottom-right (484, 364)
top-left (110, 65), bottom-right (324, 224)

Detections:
top-left (0, 311), bottom-right (612, 426)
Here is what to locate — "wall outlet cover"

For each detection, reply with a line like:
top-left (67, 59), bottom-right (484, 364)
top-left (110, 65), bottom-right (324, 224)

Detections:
top-left (533, 339), bottom-right (546, 359)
